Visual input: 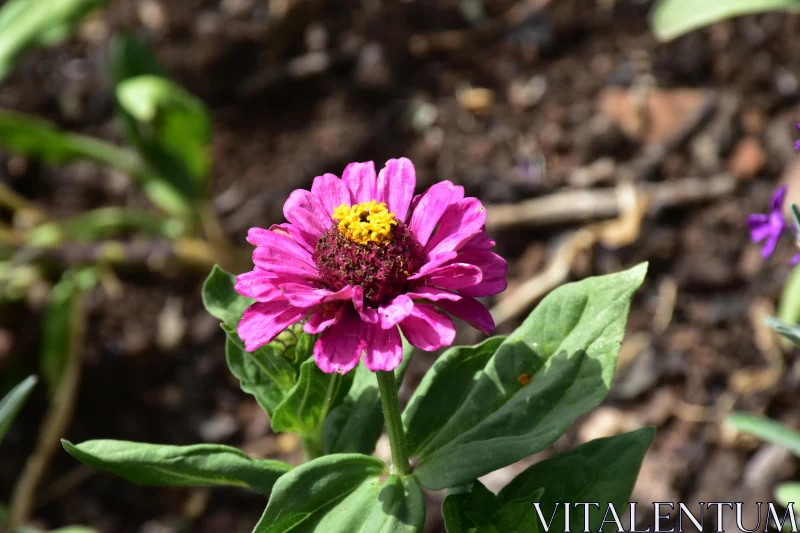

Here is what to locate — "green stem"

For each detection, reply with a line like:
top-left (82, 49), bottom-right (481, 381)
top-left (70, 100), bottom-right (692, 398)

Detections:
top-left (376, 370), bottom-right (410, 476)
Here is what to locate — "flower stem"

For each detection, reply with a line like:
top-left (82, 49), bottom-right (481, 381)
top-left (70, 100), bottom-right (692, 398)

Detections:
top-left (376, 370), bottom-right (410, 476)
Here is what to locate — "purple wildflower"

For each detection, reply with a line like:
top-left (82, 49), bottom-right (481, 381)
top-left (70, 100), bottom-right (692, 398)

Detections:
top-left (747, 185), bottom-right (788, 259)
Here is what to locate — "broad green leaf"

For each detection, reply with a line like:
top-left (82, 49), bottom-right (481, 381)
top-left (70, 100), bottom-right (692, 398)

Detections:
top-left (442, 481), bottom-right (543, 533)
top-left (253, 454), bottom-right (425, 533)
top-left (271, 357), bottom-right (353, 441)
top-left (223, 324), bottom-right (298, 417)
top-left (778, 266), bottom-right (800, 350)
top-left (116, 75), bottom-right (211, 199)
top-left (0, 0), bottom-right (108, 80)
top-left (26, 207), bottom-right (185, 246)
top-left (0, 110), bottom-right (189, 217)
top-left (62, 439), bottom-right (291, 495)
top-left (498, 428), bottom-right (654, 532)
top-left (0, 375), bottom-right (37, 445)
top-left (202, 265), bottom-right (253, 328)
top-left (40, 268), bottom-right (97, 395)
top-left (403, 336), bottom-right (505, 456)
top-left (407, 263), bottom-right (648, 490)
top-left (649, 0), bottom-right (800, 42)
top-left (765, 317), bottom-right (800, 346)
top-left (728, 413), bottom-right (800, 456)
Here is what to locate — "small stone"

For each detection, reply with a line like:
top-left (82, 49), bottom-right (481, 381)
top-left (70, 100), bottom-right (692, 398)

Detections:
top-left (199, 412), bottom-right (239, 442)
top-left (276, 432), bottom-right (299, 454)
top-left (507, 75), bottom-right (547, 109)
top-left (457, 87), bottom-right (495, 113)
top-left (599, 87), bottom-right (708, 145)
top-left (728, 137), bottom-right (766, 180)
top-left (578, 406), bottom-right (640, 443)
top-left (355, 43), bottom-right (392, 88)
top-left (138, 0), bottom-right (167, 32)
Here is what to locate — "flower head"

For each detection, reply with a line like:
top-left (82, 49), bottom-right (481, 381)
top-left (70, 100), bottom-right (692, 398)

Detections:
top-left (747, 185), bottom-right (787, 259)
top-left (795, 123), bottom-right (800, 151)
top-left (235, 158), bottom-right (507, 374)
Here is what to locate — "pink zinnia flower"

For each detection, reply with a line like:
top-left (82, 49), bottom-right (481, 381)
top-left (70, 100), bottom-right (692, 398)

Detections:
top-left (235, 158), bottom-right (507, 374)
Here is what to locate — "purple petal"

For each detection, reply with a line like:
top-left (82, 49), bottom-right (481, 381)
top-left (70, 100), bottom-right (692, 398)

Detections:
top-left (408, 251), bottom-right (459, 280)
top-left (770, 185), bottom-right (788, 211)
top-left (434, 294), bottom-right (495, 335)
top-left (407, 181), bottom-right (464, 247)
top-left (363, 323), bottom-right (403, 372)
top-left (311, 173), bottom-right (352, 217)
top-left (399, 303), bottom-right (456, 351)
top-left (377, 294), bottom-right (414, 329)
top-left (238, 301), bottom-right (310, 352)
top-left (283, 189), bottom-right (332, 239)
top-left (313, 312), bottom-right (365, 374)
top-left (795, 139), bottom-right (800, 151)
top-left (459, 232), bottom-right (495, 252)
top-left (791, 251), bottom-right (800, 266)
top-left (342, 161), bottom-right (377, 204)
top-left (424, 198), bottom-right (488, 257)
top-left (376, 158), bottom-right (416, 222)
top-left (455, 251), bottom-right (508, 297)
top-left (422, 262), bottom-right (483, 290)
top-left (762, 232), bottom-right (781, 259)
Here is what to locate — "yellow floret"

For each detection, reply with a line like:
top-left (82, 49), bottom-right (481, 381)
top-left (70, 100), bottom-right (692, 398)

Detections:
top-left (332, 200), bottom-right (397, 244)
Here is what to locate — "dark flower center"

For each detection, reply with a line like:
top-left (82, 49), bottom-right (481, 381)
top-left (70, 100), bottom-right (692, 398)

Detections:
top-left (313, 220), bottom-right (424, 306)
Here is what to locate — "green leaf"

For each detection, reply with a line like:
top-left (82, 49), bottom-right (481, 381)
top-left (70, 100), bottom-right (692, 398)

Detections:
top-left (223, 324), bottom-right (298, 417)
top-left (62, 439), bottom-right (291, 495)
top-left (253, 454), bottom-right (425, 533)
top-left (498, 428), bottom-right (654, 532)
top-left (202, 265), bottom-right (253, 328)
top-left (116, 75), bottom-right (211, 199)
top-left (443, 482), bottom-right (544, 533)
top-left (0, 0), bottom-right (108, 80)
top-left (406, 263), bottom-right (648, 490)
top-left (0, 110), bottom-right (190, 217)
top-left (776, 483), bottom-right (800, 509)
top-left (728, 413), bottom-right (800, 456)
top-left (650, 0), bottom-right (800, 42)
top-left (765, 317), bottom-right (800, 346)
top-left (40, 268), bottom-right (97, 395)
top-left (271, 358), bottom-right (353, 440)
top-left (26, 207), bottom-right (185, 246)
top-left (0, 375), bottom-right (37, 445)
top-left (403, 336), bottom-right (505, 457)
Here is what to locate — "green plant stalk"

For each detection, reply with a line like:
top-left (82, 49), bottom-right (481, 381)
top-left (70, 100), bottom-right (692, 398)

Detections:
top-left (376, 370), bottom-right (410, 475)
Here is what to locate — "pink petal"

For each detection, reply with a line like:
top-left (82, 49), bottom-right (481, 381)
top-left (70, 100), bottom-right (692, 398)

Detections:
top-left (250, 229), bottom-right (318, 278)
top-left (311, 173), bottom-right (352, 216)
top-left (269, 223), bottom-right (318, 253)
top-left (425, 198), bottom-right (487, 257)
top-left (406, 286), bottom-right (461, 302)
top-left (238, 301), bottom-right (310, 352)
top-left (305, 304), bottom-right (346, 334)
top-left (342, 161), bottom-right (377, 204)
top-left (423, 262), bottom-right (482, 290)
top-left (376, 158), bottom-right (416, 221)
top-left (363, 323), bottom-right (403, 372)
top-left (407, 251), bottom-right (458, 280)
top-left (313, 312), bottom-right (365, 374)
top-left (459, 232), bottom-right (495, 252)
top-left (351, 286), bottom-right (378, 323)
top-left (434, 294), bottom-right (495, 335)
top-left (235, 269), bottom-right (283, 301)
top-left (283, 189), bottom-right (332, 240)
top-left (378, 294), bottom-right (414, 329)
top-left (399, 303), bottom-right (456, 352)
top-left (455, 251), bottom-right (508, 297)
top-left (407, 181), bottom-right (464, 247)
top-left (279, 283), bottom-right (354, 308)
